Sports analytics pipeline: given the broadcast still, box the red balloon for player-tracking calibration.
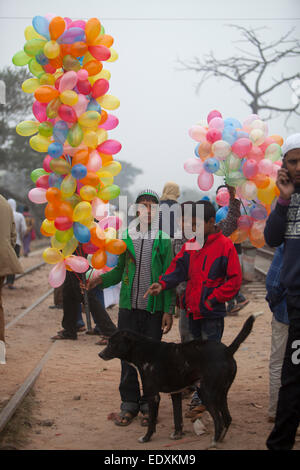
[58,104,77,123]
[91,79,109,99]
[54,216,73,231]
[88,45,111,61]
[77,79,92,95]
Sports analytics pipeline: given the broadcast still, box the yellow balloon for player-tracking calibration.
[39,73,55,86]
[80,216,94,228]
[43,247,63,264]
[80,185,97,201]
[22,78,40,93]
[73,201,92,222]
[82,130,98,148]
[16,120,39,136]
[24,25,44,40]
[104,227,117,241]
[62,237,78,258]
[43,40,60,59]
[257,180,277,205]
[96,128,108,145]
[29,134,50,152]
[103,161,122,176]
[97,170,114,187]
[60,90,79,106]
[42,219,56,235]
[96,94,120,110]
[88,69,111,85]
[61,174,76,198]
[51,236,66,250]
[107,48,118,62]
[82,51,94,65]
[78,111,101,128]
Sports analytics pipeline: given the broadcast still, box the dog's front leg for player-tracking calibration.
[138,395,159,443]
[170,392,184,440]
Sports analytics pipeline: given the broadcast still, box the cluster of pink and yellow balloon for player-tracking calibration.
[184,110,283,248]
[13,14,126,287]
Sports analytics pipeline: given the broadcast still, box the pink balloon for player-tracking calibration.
[64,17,72,29]
[64,255,89,273]
[73,94,88,118]
[188,125,207,143]
[63,143,87,156]
[98,216,122,231]
[238,215,254,230]
[242,114,260,132]
[216,188,229,207]
[246,146,264,162]
[242,159,258,179]
[232,138,252,158]
[28,188,47,204]
[91,198,108,221]
[59,71,78,92]
[77,69,89,81]
[206,128,222,143]
[258,159,274,176]
[92,79,109,99]
[33,101,47,122]
[36,175,50,189]
[207,110,222,123]
[87,150,102,172]
[69,20,86,29]
[197,170,214,191]
[99,114,119,131]
[183,158,203,174]
[43,155,53,172]
[49,261,66,288]
[208,117,224,131]
[58,104,77,123]
[259,137,275,153]
[97,140,122,155]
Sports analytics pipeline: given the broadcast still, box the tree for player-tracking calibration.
[179,25,300,127]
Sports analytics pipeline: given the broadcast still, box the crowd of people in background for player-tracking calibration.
[1,133,300,450]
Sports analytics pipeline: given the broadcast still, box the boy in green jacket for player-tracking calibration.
[88,189,175,426]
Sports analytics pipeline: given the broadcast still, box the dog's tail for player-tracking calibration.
[227,312,263,356]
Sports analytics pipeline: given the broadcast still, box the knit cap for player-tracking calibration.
[281,133,300,157]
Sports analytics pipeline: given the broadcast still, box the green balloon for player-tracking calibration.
[24,38,46,57]
[38,121,53,138]
[12,50,31,66]
[28,58,44,78]
[67,123,83,147]
[30,168,48,183]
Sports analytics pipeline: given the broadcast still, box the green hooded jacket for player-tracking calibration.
[100,229,175,314]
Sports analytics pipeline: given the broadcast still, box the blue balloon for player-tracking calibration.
[48,173,63,189]
[53,121,69,144]
[194,144,200,158]
[222,127,238,145]
[236,130,249,139]
[203,157,220,174]
[87,99,102,113]
[224,117,242,129]
[73,223,91,244]
[201,196,210,201]
[32,16,50,40]
[106,252,119,268]
[71,164,87,180]
[48,142,63,159]
[35,53,49,65]
[58,28,86,44]
[216,206,229,223]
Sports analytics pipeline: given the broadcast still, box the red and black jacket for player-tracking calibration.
[159,231,242,320]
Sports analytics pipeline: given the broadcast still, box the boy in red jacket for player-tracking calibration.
[144,200,242,342]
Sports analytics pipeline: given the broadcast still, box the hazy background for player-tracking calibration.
[0,0,299,200]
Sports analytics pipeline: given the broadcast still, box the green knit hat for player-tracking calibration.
[135,188,160,203]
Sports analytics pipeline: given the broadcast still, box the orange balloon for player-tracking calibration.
[90,226,106,248]
[34,85,59,103]
[49,16,66,40]
[83,60,103,76]
[95,34,114,48]
[253,173,270,189]
[57,201,73,219]
[99,109,108,125]
[99,153,113,165]
[80,172,100,187]
[60,44,72,57]
[91,249,107,269]
[45,202,60,220]
[230,228,249,244]
[70,42,88,58]
[198,142,212,160]
[106,239,127,255]
[46,187,61,204]
[274,185,280,197]
[49,55,63,69]
[270,135,284,146]
[72,148,90,166]
[85,18,101,44]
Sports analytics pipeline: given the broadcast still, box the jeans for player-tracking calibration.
[62,271,116,338]
[266,294,300,450]
[179,308,194,343]
[117,308,163,415]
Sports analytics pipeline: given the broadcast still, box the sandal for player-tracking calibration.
[51,331,77,340]
[95,336,109,345]
[114,411,136,427]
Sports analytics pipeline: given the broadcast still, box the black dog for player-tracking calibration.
[99,313,262,446]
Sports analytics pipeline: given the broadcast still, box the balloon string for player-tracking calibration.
[239,198,248,216]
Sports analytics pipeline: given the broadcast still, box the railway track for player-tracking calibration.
[0,245,275,444]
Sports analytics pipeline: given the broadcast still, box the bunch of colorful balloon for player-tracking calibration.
[13,14,126,287]
[184,110,283,248]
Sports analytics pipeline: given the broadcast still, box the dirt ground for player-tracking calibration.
[1,248,300,451]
